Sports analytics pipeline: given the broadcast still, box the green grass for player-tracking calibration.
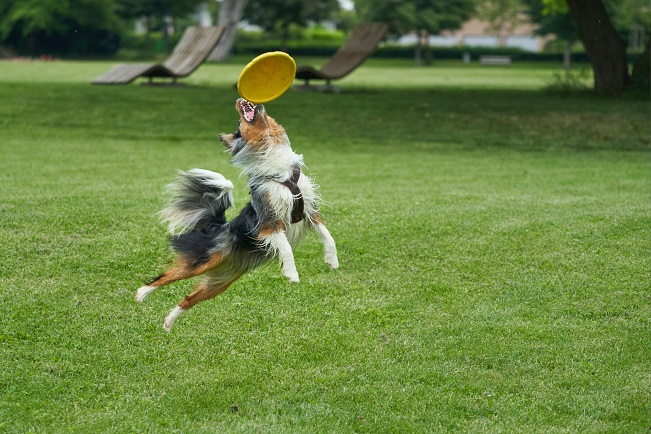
[0,58,649,433]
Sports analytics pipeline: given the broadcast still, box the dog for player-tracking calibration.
[136,98,339,332]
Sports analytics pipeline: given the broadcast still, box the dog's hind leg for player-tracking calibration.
[163,273,241,332]
[310,213,339,269]
[136,254,222,302]
[136,263,196,303]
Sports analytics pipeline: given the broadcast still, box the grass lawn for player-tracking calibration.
[0,58,649,433]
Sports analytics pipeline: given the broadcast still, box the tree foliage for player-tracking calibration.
[355,0,474,65]
[354,0,474,35]
[475,0,525,42]
[0,0,205,56]
[0,0,122,56]
[115,0,205,53]
[530,0,650,41]
[526,0,576,42]
[245,0,340,48]
[114,0,205,23]
[1,0,119,39]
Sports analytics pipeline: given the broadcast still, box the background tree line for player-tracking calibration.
[0,0,648,94]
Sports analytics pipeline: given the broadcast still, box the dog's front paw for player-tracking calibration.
[219,133,234,148]
[325,254,339,270]
[284,271,300,283]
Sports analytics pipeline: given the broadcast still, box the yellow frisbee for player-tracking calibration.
[237,52,296,104]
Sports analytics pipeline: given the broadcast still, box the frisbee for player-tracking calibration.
[237,51,296,104]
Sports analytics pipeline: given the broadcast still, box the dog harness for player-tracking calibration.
[280,164,304,223]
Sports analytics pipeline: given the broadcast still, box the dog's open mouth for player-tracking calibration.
[238,99,257,123]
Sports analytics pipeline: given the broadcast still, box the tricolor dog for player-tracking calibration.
[136,98,339,332]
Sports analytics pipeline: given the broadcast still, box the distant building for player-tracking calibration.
[396,17,546,52]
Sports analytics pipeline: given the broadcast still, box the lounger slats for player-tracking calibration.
[92,26,224,85]
[91,64,158,84]
[295,23,388,82]
[163,27,224,76]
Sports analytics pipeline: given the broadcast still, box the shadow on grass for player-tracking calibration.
[1,81,649,155]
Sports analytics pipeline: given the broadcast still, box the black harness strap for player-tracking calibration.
[280,164,304,223]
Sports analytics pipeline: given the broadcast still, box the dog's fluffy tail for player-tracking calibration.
[160,169,235,235]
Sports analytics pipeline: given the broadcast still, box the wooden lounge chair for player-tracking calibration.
[92,26,224,85]
[294,22,389,92]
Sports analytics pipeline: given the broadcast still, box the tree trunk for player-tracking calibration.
[414,29,430,66]
[27,33,37,56]
[631,39,650,88]
[421,29,432,66]
[563,39,571,70]
[144,16,152,57]
[414,44,422,66]
[209,0,248,61]
[162,16,170,53]
[565,0,629,95]
[497,23,506,48]
[280,20,290,52]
